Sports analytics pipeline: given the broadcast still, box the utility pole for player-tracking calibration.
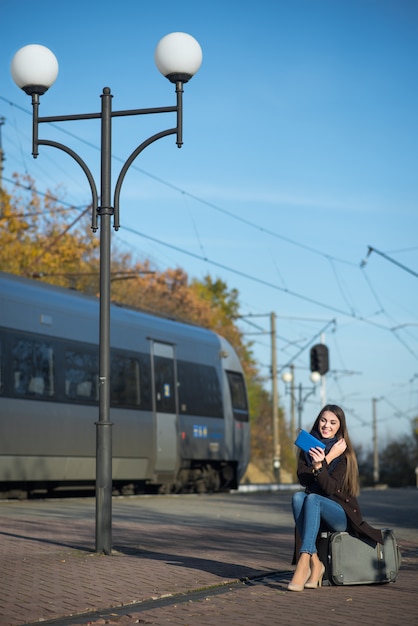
[289,363,296,442]
[0,117,5,212]
[372,398,379,484]
[270,312,281,482]
[0,116,6,180]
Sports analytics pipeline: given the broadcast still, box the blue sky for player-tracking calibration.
[1,0,418,449]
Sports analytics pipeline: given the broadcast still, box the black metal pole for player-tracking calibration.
[96,87,113,555]
[28,82,185,557]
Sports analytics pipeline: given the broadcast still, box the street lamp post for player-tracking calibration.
[11,33,202,554]
[282,370,321,433]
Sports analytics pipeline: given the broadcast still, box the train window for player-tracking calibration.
[136,353,152,410]
[12,337,55,397]
[153,355,176,414]
[226,371,249,422]
[3,328,153,410]
[110,354,140,406]
[65,350,98,402]
[177,361,223,418]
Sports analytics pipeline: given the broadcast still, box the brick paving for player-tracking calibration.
[0,493,417,626]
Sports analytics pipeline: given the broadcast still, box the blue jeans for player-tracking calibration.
[292,491,348,555]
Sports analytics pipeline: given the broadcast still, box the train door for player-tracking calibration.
[151,341,178,475]
[226,370,250,481]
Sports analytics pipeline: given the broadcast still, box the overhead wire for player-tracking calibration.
[0,95,396,332]
[1,174,88,215]
[328,257,357,315]
[5,171,418,363]
[362,245,418,279]
[123,223,418,345]
[0,94,357,267]
[2,95,418,363]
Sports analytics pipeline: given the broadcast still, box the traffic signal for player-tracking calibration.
[310,344,329,375]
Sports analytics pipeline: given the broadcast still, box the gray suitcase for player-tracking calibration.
[317,528,401,586]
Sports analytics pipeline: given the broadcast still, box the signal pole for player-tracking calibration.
[271,312,281,482]
[320,333,327,407]
[372,398,379,484]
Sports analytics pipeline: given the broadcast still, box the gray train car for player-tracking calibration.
[0,272,250,497]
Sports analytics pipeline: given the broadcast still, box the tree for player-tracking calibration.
[0,175,99,290]
[191,275,257,374]
[111,262,211,323]
[357,419,418,487]
[379,436,417,487]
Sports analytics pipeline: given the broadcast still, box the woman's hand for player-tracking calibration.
[309,446,326,470]
[327,438,347,463]
[309,438,347,470]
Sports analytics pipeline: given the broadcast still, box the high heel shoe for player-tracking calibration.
[287,568,311,592]
[305,564,325,588]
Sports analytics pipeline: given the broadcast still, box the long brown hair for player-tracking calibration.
[311,404,360,497]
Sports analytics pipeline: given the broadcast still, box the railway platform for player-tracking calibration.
[0,488,417,625]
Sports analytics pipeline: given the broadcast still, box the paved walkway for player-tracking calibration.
[0,492,417,625]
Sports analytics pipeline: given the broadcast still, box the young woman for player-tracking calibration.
[288,404,383,592]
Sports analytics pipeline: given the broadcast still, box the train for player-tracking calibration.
[0,272,250,497]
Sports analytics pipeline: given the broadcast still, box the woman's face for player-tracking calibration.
[318,410,340,439]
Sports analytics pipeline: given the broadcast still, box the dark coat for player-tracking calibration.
[292,454,383,563]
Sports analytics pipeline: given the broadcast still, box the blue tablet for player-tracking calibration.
[294,430,326,453]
